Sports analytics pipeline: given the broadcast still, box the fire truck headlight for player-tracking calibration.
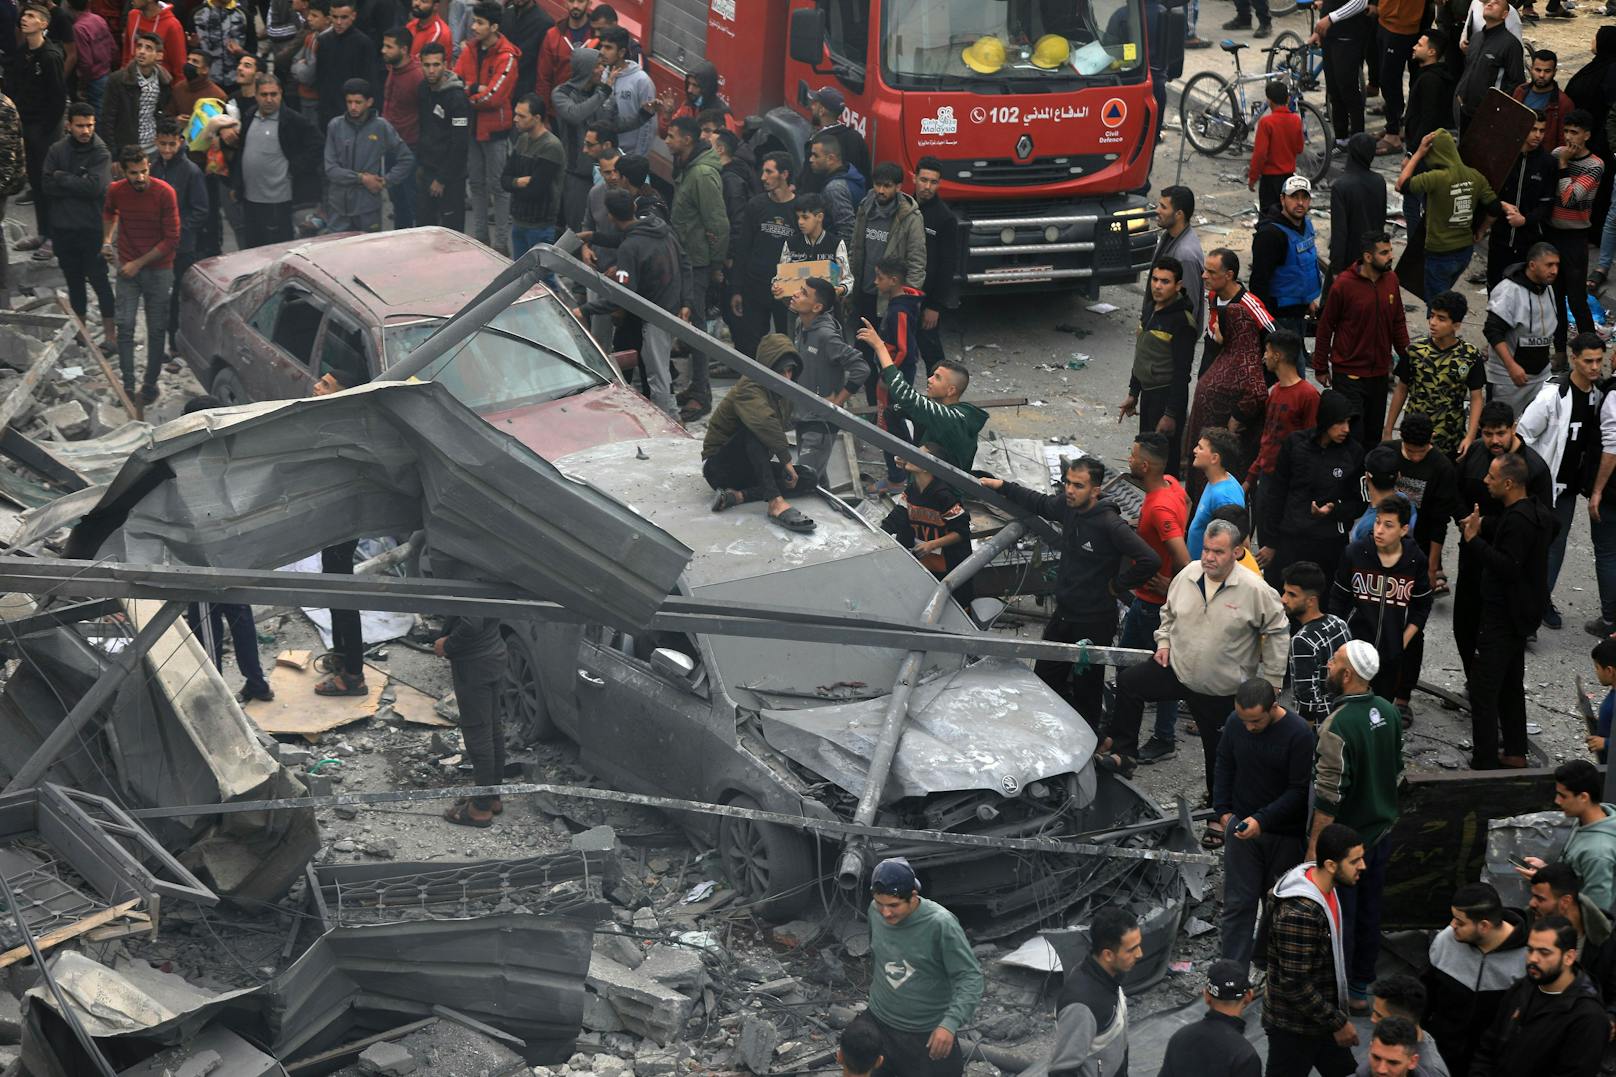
[999,227,1017,245]
[1044,225,1061,243]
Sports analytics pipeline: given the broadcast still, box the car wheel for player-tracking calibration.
[210,366,250,405]
[717,793,816,922]
[498,630,558,742]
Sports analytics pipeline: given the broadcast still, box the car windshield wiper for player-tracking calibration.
[407,320,608,387]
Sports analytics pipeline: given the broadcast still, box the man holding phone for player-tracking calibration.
[1213,677,1316,965]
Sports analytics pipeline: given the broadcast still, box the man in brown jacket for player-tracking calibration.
[703,333,815,534]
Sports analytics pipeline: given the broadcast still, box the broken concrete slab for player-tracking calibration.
[40,401,87,439]
[580,994,624,1033]
[736,1015,779,1074]
[357,1041,418,1075]
[638,945,706,994]
[112,1026,286,1076]
[570,825,618,852]
[585,953,694,1046]
[592,927,644,971]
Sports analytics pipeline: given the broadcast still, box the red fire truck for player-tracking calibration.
[540,0,1182,293]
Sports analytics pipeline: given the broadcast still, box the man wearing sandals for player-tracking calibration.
[311,364,369,700]
[704,334,816,534]
[436,609,507,828]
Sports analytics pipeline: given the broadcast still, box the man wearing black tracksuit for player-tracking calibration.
[1316,0,1370,144]
[914,158,958,375]
[981,459,1159,724]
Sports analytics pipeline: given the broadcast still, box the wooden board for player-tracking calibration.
[388,678,454,728]
[276,649,313,670]
[0,898,141,968]
[1459,88,1538,192]
[242,663,384,740]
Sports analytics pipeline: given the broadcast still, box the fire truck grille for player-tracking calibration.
[937,156,1116,186]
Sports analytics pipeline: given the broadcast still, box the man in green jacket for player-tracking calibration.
[668,114,730,420]
[1311,639,1404,1011]
[857,324,987,471]
[849,162,928,327]
[866,858,983,1077]
[1519,760,1616,914]
[703,333,815,533]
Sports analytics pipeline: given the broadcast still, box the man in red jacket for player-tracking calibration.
[404,0,450,58]
[102,145,179,403]
[1315,231,1410,445]
[453,0,518,252]
[536,0,591,106]
[121,0,184,80]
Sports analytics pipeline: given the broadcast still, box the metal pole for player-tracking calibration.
[837,523,1028,888]
[3,601,183,793]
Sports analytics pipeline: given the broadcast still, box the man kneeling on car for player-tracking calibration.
[704,333,816,533]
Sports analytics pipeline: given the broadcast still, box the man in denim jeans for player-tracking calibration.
[1122,432,1190,764]
[102,144,178,404]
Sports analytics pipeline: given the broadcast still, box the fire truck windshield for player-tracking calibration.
[881,0,1145,88]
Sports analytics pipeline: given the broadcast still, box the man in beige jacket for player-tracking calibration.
[1101,517,1289,798]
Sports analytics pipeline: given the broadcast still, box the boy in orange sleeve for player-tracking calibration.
[1248,81,1303,211]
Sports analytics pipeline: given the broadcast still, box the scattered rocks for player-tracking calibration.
[41,399,88,437]
[573,825,619,852]
[585,953,695,1045]
[594,926,645,970]
[638,944,706,993]
[769,919,821,948]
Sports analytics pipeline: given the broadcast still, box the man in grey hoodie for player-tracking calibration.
[595,26,656,158]
[790,277,869,483]
[551,46,610,230]
[324,78,414,231]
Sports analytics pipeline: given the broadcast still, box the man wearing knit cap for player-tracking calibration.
[1310,641,1404,1017]
[865,858,982,1077]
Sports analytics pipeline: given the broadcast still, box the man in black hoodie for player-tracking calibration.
[1327,134,1387,279]
[1486,115,1556,291]
[914,157,958,374]
[415,42,470,231]
[1460,451,1558,768]
[1330,495,1434,703]
[1258,388,1365,588]
[575,189,691,418]
[1470,916,1609,1077]
[729,152,797,356]
[980,458,1160,724]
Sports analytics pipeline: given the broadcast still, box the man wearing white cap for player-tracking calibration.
[1311,640,1404,1017]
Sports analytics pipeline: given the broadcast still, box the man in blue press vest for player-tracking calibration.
[1250,176,1322,375]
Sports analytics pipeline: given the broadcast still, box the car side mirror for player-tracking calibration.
[969,598,1007,626]
[650,647,696,682]
[789,8,827,67]
[1161,6,1187,80]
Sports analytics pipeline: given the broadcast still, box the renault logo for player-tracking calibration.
[1015,134,1034,160]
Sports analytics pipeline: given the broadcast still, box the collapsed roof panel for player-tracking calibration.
[59,381,691,631]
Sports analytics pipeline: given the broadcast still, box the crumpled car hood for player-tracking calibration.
[758,658,1095,801]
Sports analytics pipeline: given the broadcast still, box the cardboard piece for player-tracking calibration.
[773,258,837,289]
[242,664,383,740]
[276,649,313,670]
[387,677,454,728]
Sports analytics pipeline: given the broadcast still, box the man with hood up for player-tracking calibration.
[977,455,1160,727]
[575,189,691,418]
[658,60,738,135]
[1263,823,1365,1077]
[323,78,414,232]
[703,334,816,535]
[1398,128,1496,300]
[415,42,470,231]
[551,45,610,230]
[1328,134,1386,279]
[1257,388,1365,588]
[1486,115,1556,291]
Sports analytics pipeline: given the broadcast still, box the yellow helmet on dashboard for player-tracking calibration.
[961,35,1007,74]
[1030,34,1070,69]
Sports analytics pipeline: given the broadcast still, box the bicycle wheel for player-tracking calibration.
[1181,72,1241,156]
[1266,30,1305,76]
[1296,99,1332,184]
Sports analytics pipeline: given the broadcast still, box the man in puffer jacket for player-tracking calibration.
[323,78,414,231]
[453,1,520,250]
[667,114,729,418]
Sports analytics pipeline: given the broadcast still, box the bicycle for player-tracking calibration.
[1179,40,1332,184]
[1266,0,1324,92]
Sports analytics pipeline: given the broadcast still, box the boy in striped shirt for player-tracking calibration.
[1548,110,1603,359]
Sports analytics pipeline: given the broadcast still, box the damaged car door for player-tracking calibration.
[573,625,713,797]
